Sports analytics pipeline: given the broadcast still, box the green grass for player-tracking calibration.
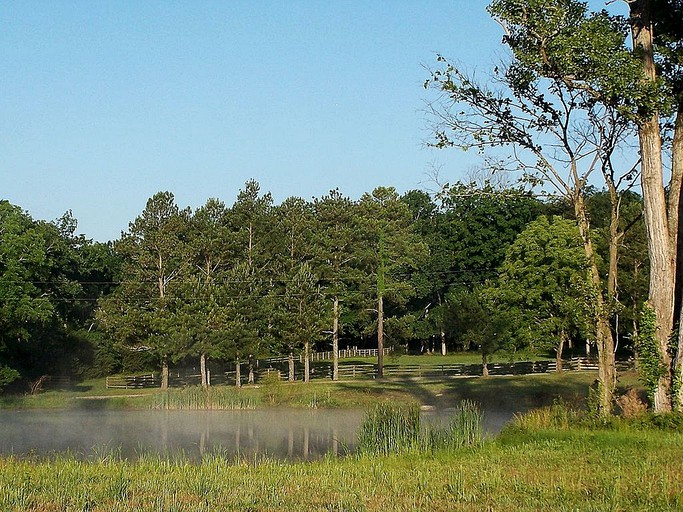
[356,401,483,456]
[0,422,680,511]
[148,386,258,410]
[2,371,639,412]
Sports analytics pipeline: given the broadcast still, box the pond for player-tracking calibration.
[0,407,518,461]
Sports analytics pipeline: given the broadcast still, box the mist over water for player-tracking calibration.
[0,407,517,461]
[0,409,363,461]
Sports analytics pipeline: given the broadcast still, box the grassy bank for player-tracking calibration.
[1,371,634,411]
[1,421,680,511]
[0,373,676,510]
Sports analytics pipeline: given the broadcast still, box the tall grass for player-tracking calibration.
[508,398,683,435]
[423,400,483,452]
[148,386,257,410]
[356,400,483,455]
[356,403,422,455]
[3,423,681,511]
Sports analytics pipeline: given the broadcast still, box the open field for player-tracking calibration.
[0,421,680,511]
[0,370,642,411]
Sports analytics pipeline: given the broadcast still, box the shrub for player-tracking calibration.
[616,388,648,418]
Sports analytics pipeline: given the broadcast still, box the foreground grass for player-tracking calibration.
[1,423,680,511]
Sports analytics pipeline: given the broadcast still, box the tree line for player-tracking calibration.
[0,179,646,393]
[3,0,681,418]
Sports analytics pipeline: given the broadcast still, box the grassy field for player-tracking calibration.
[0,420,680,511]
[2,369,679,510]
[0,370,638,411]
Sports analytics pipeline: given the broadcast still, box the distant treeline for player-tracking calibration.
[0,179,646,390]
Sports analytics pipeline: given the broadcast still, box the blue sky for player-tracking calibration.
[1,1,626,242]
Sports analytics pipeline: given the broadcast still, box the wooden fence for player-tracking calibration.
[106,356,635,388]
[262,347,392,365]
[106,374,158,389]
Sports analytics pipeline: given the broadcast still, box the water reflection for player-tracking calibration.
[0,409,363,461]
[0,406,518,461]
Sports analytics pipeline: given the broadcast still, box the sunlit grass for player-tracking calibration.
[356,401,483,455]
[148,386,257,410]
[1,371,628,412]
[1,421,681,511]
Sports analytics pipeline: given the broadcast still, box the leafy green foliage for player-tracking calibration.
[0,366,20,391]
[491,216,590,357]
[636,303,668,403]
[487,0,670,120]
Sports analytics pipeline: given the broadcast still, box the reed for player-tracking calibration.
[356,400,483,455]
[422,400,483,452]
[148,386,257,410]
[356,402,421,455]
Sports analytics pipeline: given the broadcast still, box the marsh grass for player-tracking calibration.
[149,386,257,410]
[1,422,682,511]
[508,398,683,435]
[356,403,422,455]
[356,401,483,455]
[422,401,484,452]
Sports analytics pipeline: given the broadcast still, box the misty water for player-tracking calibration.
[0,407,517,461]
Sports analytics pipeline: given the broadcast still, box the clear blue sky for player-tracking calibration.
[1,1,626,242]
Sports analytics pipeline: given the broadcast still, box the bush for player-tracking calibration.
[259,371,284,405]
[616,388,648,418]
[0,365,20,392]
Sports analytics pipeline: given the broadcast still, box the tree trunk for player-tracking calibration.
[235,357,241,388]
[669,110,683,317]
[332,296,339,381]
[672,111,683,411]
[161,355,169,389]
[248,355,255,385]
[377,293,384,378]
[438,293,447,355]
[482,352,489,377]
[642,111,674,412]
[574,193,616,415]
[630,0,675,412]
[288,352,295,382]
[304,342,310,383]
[200,353,208,388]
[556,332,566,373]
[607,185,620,302]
